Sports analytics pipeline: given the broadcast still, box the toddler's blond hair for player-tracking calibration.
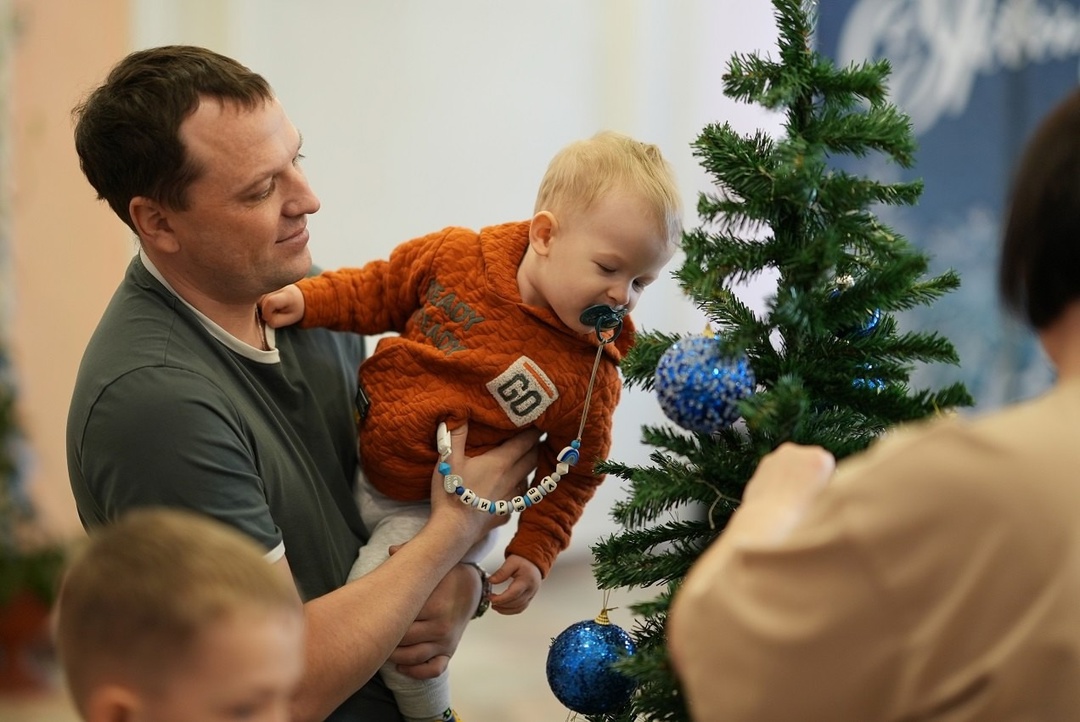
[535,130,683,246]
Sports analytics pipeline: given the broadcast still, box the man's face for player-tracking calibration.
[163,96,320,304]
[137,610,304,722]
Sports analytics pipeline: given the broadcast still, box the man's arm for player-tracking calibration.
[281,421,539,722]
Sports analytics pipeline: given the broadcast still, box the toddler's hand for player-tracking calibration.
[259,284,305,328]
[488,554,542,615]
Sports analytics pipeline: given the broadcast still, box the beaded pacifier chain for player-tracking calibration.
[437,304,626,514]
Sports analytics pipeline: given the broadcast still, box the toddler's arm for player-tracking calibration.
[488,554,543,615]
[260,284,306,327]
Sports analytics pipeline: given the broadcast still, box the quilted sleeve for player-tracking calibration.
[505,365,623,577]
[297,227,453,334]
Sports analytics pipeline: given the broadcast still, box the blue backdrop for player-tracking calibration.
[815,0,1080,408]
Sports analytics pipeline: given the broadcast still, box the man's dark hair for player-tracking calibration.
[72,45,274,232]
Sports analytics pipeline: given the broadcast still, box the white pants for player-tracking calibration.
[349,472,495,720]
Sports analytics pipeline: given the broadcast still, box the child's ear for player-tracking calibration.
[528,211,558,257]
[85,683,140,722]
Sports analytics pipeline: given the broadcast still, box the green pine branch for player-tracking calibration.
[585,1,973,719]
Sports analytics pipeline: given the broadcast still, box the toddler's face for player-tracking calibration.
[543,189,675,336]
[138,609,304,722]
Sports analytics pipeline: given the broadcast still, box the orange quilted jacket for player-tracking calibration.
[298,221,634,576]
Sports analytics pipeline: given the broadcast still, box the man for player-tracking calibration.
[67,45,538,722]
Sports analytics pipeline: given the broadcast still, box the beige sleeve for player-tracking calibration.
[673,419,976,721]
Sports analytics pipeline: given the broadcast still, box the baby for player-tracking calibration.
[261,130,681,722]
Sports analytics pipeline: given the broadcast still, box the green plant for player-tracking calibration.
[0,5,64,610]
[0,351,64,609]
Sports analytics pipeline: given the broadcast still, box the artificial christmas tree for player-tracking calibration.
[586,0,972,719]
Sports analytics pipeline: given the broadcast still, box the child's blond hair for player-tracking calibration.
[534,130,683,246]
[56,507,301,715]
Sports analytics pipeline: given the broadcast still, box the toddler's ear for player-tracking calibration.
[528,211,557,256]
[85,682,141,722]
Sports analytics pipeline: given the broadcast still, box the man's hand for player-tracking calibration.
[428,421,540,537]
[388,562,480,679]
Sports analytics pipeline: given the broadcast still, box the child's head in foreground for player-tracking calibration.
[56,507,304,722]
[523,130,683,336]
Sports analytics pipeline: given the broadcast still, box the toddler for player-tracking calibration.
[261,130,681,722]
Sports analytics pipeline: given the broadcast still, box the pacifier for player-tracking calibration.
[579,304,625,344]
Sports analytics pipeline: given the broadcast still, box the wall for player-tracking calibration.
[9,0,130,537]
[11,1,781,558]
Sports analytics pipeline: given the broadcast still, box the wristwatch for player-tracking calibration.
[462,562,491,618]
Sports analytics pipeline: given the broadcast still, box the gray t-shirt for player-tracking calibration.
[67,255,402,721]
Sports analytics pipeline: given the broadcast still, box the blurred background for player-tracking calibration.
[1,1,1077,719]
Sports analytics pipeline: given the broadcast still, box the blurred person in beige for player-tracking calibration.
[668,87,1080,721]
[56,508,304,722]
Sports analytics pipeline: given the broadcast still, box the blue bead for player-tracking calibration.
[455,486,465,496]
[438,462,451,475]
[523,496,532,507]
[488,504,497,515]
[571,439,580,449]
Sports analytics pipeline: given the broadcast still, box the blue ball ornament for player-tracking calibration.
[546,611,637,715]
[830,276,882,339]
[853,363,885,391]
[654,334,755,434]
[840,307,882,339]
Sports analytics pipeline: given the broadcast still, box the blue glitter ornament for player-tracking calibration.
[654,334,755,434]
[839,306,882,339]
[546,610,637,715]
[830,275,882,339]
[853,363,885,391]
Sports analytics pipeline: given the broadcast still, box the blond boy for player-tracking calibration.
[56,508,304,722]
[261,130,681,722]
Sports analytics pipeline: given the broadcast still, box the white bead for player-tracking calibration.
[556,462,570,476]
[494,500,511,515]
[461,489,477,505]
[477,499,492,513]
[556,445,580,465]
[540,476,558,493]
[526,488,544,504]
[436,422,453,460]
[550,471,561,482]
[444,474,462,493]
[511,496,527,512]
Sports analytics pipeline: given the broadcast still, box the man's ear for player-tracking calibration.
[84,682,140,722]
[528,211,558,257]
[129,196,180,253]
